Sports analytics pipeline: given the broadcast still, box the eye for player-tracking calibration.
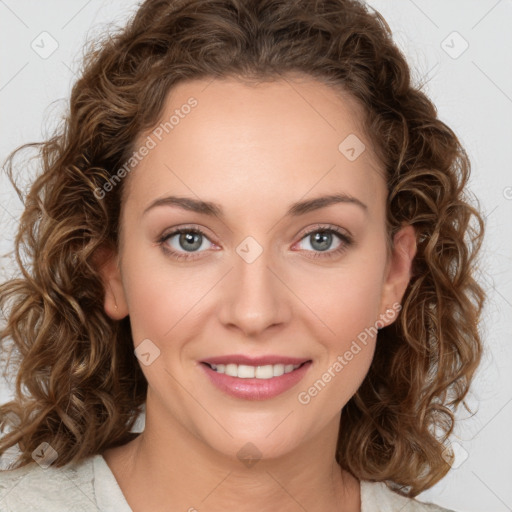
[157,224,353,262]
[158,226,215,261]
[293,225,353,259]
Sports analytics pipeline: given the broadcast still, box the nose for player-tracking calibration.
[217,245,292,337]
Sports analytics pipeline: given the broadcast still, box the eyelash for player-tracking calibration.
[156,224,353,261]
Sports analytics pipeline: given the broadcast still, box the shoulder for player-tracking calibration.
[0,455,98,512]
[361,480,458,512]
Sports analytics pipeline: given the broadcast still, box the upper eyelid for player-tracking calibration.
[296,223,351,239]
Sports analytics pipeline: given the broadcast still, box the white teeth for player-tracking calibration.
[237,364,255,378]
[209,362,301,378]
[255,365,273,379]
[273,364,284,377]
[225,363,238,376]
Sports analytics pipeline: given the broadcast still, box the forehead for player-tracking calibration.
[124,75,385,217]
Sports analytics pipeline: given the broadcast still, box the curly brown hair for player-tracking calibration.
[0,0,485,498]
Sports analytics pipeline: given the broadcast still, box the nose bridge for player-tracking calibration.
[219,235,289,335]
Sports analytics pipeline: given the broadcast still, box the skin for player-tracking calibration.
[99,74,417,512]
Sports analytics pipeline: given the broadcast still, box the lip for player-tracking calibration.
[201,354,310,366]
[199,360,312,400]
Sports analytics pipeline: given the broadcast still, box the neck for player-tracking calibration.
[103,403,360,512]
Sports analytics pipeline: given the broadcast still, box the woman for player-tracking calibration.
[0,0,485,510]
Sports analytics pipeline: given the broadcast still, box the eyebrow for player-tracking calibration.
[142,193,368,218]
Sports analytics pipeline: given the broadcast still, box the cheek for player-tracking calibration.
[297,248,388,344]
[120,245,217,345]
[322,270,384,342]
[296,266,385,411]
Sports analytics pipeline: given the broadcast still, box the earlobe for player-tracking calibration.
[378,224,417,327]
[91,244,129,320]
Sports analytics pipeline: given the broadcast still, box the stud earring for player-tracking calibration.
[108,283,119,311]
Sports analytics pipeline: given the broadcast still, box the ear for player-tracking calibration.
[378,224,417,327]
[91,244,129,320]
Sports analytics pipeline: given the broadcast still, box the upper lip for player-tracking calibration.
[201,355,311,366]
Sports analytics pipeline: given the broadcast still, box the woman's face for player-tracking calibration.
[101,75,416,461]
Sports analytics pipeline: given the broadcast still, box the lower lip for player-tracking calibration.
[200,361,312,400]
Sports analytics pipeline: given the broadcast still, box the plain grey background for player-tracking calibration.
[0,1,511,511]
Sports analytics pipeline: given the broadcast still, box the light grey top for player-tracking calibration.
[0,454,457,511]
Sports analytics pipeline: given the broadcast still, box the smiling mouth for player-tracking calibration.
[202,361,310,379]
